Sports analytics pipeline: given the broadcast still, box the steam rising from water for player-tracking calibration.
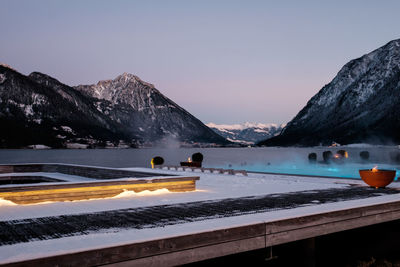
[152,135,181,149]
[215,146,400,179]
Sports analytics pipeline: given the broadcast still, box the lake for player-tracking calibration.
[0,146,399,179]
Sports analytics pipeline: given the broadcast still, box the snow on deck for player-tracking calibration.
[0,167,399,264]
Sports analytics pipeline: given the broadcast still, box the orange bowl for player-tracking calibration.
[359,169,396,188]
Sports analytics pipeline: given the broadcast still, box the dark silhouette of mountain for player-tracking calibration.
[0,65,228,148]
[74,73,228,145]
[260,39,400,146]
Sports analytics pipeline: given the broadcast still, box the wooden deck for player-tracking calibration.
[3,198,400,266]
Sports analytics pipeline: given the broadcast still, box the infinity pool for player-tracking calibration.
[225,161,400,179]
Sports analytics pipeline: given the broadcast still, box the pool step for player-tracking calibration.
[155,166,248,176]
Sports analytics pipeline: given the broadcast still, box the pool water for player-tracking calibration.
[223,161,400,179]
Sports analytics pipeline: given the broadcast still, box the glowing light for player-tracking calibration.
[113,188,171,198]
[188,157,192,162]
[0,179,198,205]
[151,158,154,169]
[372,166,379,172]
[344,151,349,158]
[0,198,17,206]
[327,168,339,172]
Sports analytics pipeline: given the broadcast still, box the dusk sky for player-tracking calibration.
[1,0,400,124]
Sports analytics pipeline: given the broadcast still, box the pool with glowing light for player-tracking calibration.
[228,162,400,180]
[203,146,400,180]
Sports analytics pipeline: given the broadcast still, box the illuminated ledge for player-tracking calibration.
[0,177,199,205]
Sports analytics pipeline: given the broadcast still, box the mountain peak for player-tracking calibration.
[29,71,59,83]
[75,72,158,105]
[385,38,400,48]
[0,63,229,147]
[0,63,16,71]
[72,72,228,145]
[109,72,155,89]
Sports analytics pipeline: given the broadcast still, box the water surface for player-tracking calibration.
[1,146,399,179]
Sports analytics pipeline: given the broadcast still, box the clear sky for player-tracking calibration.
[1,0,399,124]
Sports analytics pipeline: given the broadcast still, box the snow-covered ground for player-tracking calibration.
[0,167,349,220]
[0,167,399,264]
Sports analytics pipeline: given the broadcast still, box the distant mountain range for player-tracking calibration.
[260,39,400,146]
[0,64,229,148]
[207,122,284,145]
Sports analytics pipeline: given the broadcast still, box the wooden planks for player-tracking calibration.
[265,200,400,247]
[2,224,266,267]
[4,200,400,266]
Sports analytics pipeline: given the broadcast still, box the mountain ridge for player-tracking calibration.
[0,64,229,148]
[74,73,229,145]
[207,122,284,145]
[260,39,400,146]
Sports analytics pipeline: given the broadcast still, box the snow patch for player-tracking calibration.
[24,105,33,116]
[0,74,6,84]
[207,122,282,131]
[0,198,17,206]
[227,138,253,145]
[112,189,171,198]
[32,94,47,105]
[27,144,51,149]
[65,143,88,149]
[61,126,75,135]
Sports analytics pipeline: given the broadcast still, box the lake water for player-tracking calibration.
[1,146,400,179]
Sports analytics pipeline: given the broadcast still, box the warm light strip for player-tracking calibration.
[0,180,195,198]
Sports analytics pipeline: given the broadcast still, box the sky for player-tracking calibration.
[1,0,400,124]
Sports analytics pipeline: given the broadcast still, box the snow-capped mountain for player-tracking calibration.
[0,65,130,148]
[260,39,400,146]
[0,65,228,148]
[207,122,284,145]
[75,73,228,145]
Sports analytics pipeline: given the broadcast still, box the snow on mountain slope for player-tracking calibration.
[0,65,229,148]
[75,73,229,145]
[261,39,400,146]
[207,122,284,144]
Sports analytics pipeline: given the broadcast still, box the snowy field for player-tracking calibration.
[0,166,400,264]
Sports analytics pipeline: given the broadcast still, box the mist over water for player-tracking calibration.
[0,146,400,179]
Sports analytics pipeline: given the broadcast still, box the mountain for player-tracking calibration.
[74,73,228,146]
[0,65,228,148]
[259,39,400,147]
[0,64,132,148]
[207,122,284,145]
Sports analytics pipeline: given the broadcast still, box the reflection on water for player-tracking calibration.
[0,146,400,179]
